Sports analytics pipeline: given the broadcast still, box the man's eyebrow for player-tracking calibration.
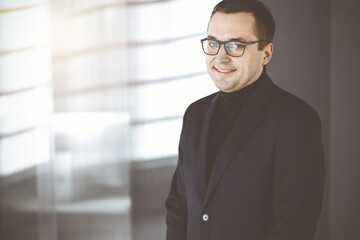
[229,37,247,42]
[207,35,217,40]
[207,35,247,42]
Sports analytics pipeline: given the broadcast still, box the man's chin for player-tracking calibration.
[213,80,234,92]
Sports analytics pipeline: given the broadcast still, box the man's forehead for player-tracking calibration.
[207,34,247,42]
[207,12,257,41]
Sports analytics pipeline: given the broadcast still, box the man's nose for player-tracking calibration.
[216,44,231,62]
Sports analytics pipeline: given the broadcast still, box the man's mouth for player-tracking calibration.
[214,67,236,73]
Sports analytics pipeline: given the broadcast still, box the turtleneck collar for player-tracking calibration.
[219,68,266,108]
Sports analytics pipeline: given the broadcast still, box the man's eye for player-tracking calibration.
[209,41,219,48]
[232,42,245,49]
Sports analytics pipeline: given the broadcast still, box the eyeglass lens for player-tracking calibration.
[202,39,245,57]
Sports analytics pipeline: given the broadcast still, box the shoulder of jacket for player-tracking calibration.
[268,84,320,122]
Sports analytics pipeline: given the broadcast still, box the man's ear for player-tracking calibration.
[262,43,273,66]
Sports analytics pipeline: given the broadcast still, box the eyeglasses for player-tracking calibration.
[200,38,267,57]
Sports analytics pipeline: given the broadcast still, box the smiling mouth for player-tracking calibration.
[214,67,236,73]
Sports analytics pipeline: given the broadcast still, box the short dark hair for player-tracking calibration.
[210,0,275,50]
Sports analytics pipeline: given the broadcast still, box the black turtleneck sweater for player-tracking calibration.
[206,70,265,184]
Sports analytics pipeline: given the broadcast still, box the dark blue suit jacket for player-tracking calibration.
[166,73,325,240]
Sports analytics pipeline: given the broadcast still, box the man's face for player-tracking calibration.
[206,12,272,92]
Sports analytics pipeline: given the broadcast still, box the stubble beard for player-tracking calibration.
[212,77,238,92]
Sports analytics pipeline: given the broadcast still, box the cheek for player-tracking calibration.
[250,53,263,66]
[232,59,246,70]
[206,56,214,67]
[235,56,257,70]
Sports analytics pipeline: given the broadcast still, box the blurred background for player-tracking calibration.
[0,0,359,240]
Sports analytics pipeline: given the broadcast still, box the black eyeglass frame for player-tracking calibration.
[200,38,268,57]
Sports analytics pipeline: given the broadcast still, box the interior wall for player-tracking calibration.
[329,0,360,239]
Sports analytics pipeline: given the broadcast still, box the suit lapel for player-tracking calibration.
[197,93,220,202]
[202,75,273,208]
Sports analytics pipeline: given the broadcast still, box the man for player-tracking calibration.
[165,0,325,239]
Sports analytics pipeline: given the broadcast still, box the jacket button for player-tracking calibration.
[202,213,209,222]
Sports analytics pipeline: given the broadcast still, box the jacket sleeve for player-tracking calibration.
[165,112,188,240]
[266,107,325,240]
